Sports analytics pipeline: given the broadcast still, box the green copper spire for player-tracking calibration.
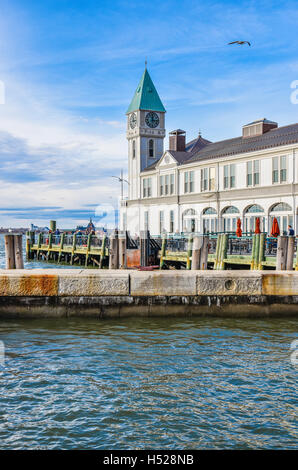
[126,67,166,114]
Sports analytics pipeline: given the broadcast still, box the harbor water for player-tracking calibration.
[0,317,297,449]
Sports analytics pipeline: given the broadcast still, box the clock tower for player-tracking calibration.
[126,66,166,200]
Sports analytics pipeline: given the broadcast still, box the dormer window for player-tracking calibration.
[148,139,154,158]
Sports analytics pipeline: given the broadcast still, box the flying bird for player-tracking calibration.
[228,40,251,46]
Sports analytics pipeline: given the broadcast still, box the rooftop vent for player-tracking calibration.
[242,118,278,138]
[169,129,186,151]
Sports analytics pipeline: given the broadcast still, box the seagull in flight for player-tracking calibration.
[228,40,251,46]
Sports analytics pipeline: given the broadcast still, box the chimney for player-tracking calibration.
[242,118,278,138]
[169,129,186,151]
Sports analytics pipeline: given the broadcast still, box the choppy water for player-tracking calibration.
[0,234,78,269]
[0,317,297,449]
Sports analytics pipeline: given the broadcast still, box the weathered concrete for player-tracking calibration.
[130,271,197,296]
[0,269,297,318]
[197,271,262,296]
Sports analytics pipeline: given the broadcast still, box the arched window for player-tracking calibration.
[148,139,154,158]
[222,206,239,215]
[182,209,197,233]
[221,206,239,233]
[202,207,217,233]
[271,202,292,212]
[245,204,264,214]
[203,207,217,215]
[244,205,265,233]
[132,140,136,159]
[270,202,293,235]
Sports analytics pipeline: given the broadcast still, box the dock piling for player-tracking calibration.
[14,234,24,269]
[276,236,288,270]
[109,230,119,269]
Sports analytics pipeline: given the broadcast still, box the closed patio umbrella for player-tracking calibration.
[270,217,280,237]
[236,218,242,237]
[255,217,261,234]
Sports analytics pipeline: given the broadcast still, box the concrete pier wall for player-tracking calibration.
[0,269,297,318]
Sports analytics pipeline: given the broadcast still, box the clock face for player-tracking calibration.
[145,112,159,128]
[129,113,137,129]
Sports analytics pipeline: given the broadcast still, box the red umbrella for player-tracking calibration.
[236,218,242,237]
[270,217,280,237]
[255,217,261,234]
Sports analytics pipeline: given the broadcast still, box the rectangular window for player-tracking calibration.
[185,171,194,193]
[253,160,260,186]
[170,210,174,233]
[148,178,152,197]
[230,164,235,188]
[189,171,194,192]
[247,160,260,186]
[209,167,215,190]
[159,211,164,234]
[143,178,147,198]
[201,167,215,192]
[280,155,287,182]
[170,174,174,194]
[224,165,229,189]
[272,157,279,183]
[272,156,287,184]
[224,164,236,189]
[165,175,169,195]
[160,175,164,196]
[160,174,174,196]
[184,172,189,193]
[143,178,151,198]
[247,161,252,186]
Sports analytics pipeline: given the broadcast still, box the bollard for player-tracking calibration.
[186,234,193,270]
[250,234,256,270]
[109,230,119,269]
[258,232,266,270]
[160,235,167,269]
[49,220,56,232]
[214,234,221,270]
[4,234,15,269]
[70,233,77,265]
[140,230,150,267]
[191,236,202,270]
[219,234,228,270]
[14,234,24,269]
[58,232,65,263]
[276,236,288,270]
[99,235,106,269]
[286,236,295,271]
[200,236,209,270]
[118,232,127,269]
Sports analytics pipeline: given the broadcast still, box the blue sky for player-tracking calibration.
[1,0,298,227]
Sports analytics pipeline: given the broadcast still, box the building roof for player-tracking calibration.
[126,68,166,114]
[142,123,298,172]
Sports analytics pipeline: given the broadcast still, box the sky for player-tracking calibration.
[1,0,298,228]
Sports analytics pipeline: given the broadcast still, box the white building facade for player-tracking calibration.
[121,67,298,236]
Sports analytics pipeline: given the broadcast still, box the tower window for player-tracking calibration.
[148,139,154,158]
[132,140,136,159]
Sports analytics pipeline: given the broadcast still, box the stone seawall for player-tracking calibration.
[0,269,297,318]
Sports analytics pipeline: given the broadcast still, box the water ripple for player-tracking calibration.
[0,317,297,449]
